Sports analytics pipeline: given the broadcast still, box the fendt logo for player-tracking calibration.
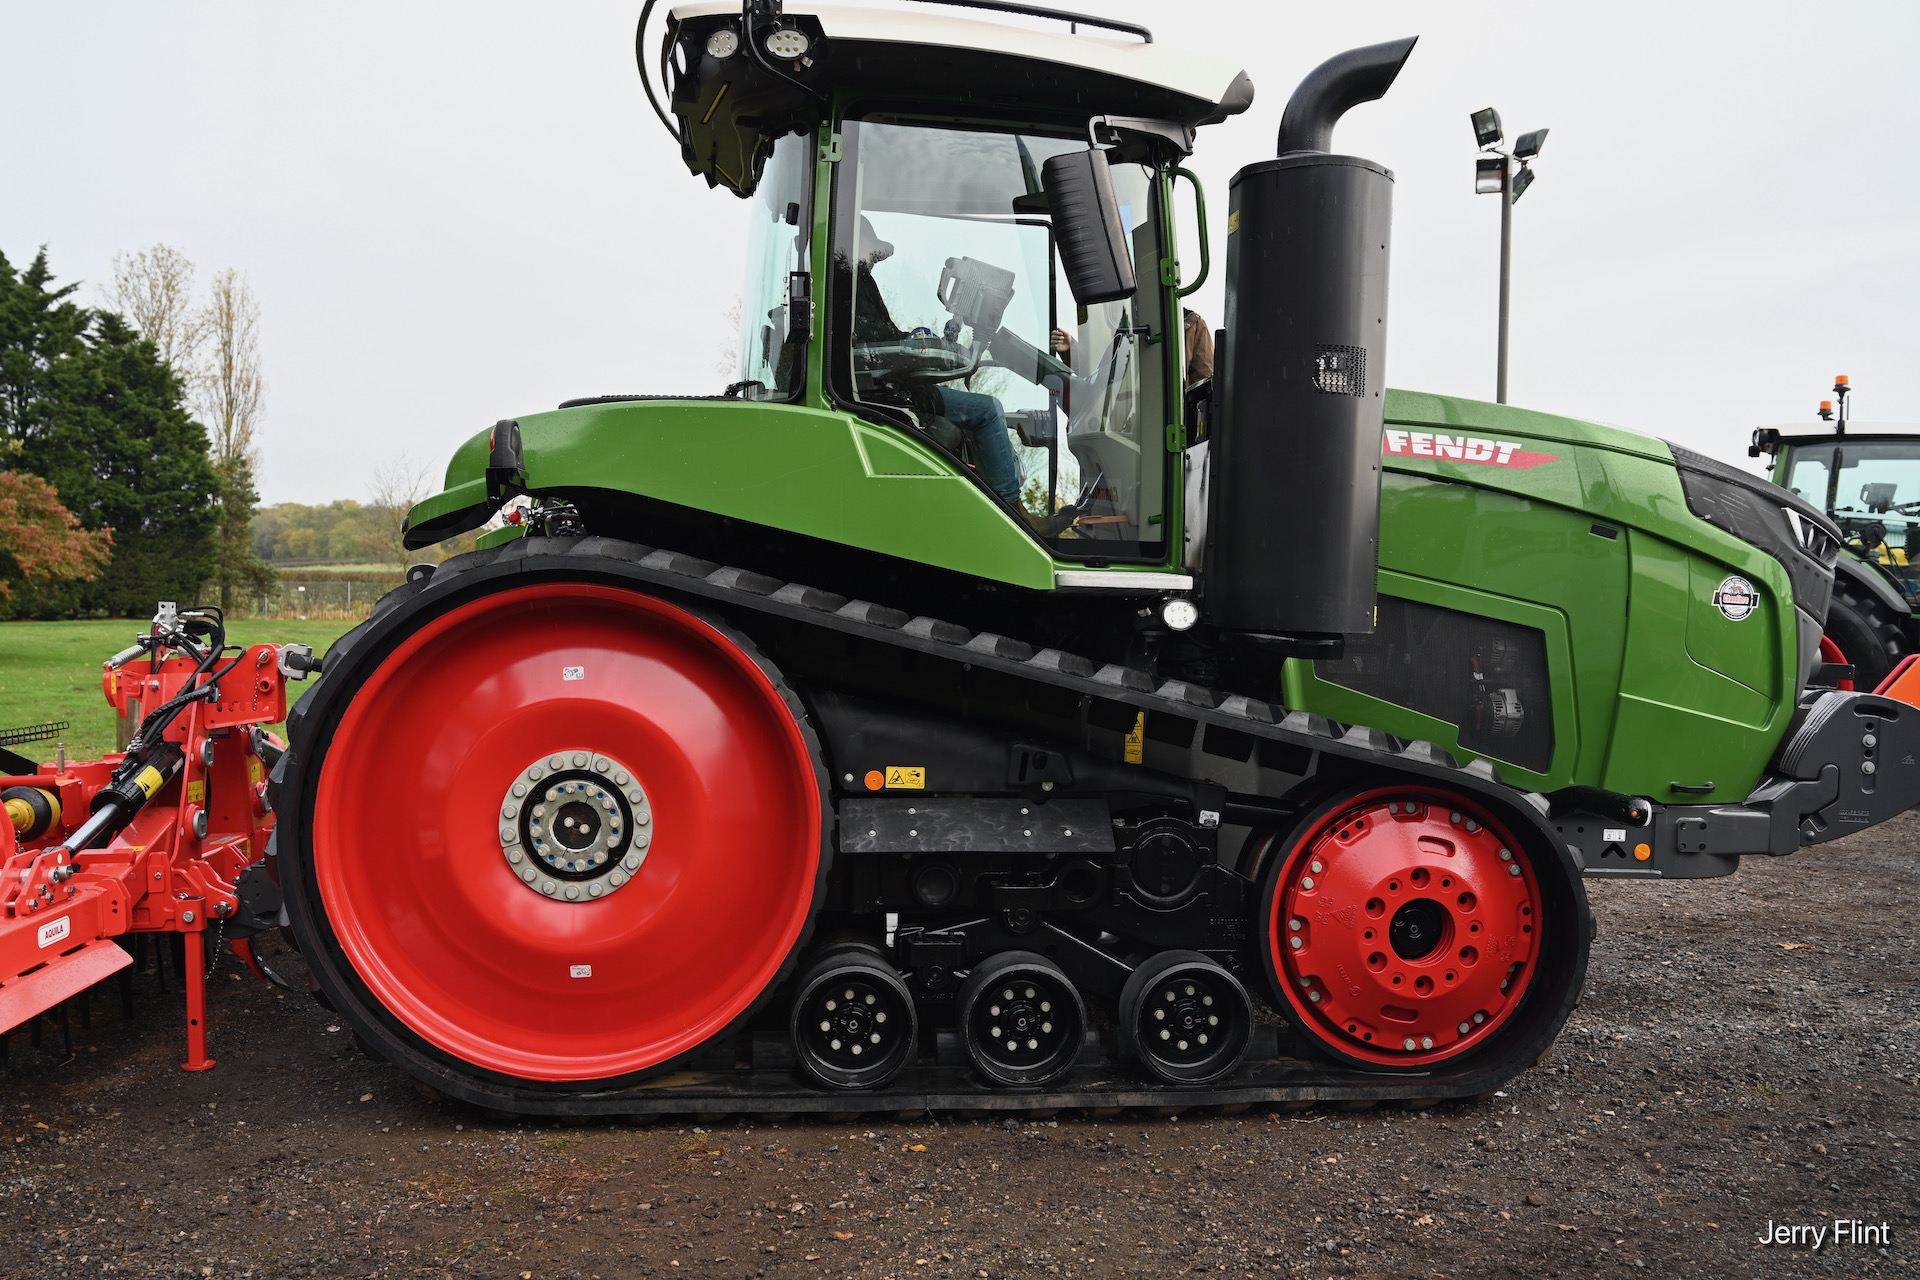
[1383,430,1561,470]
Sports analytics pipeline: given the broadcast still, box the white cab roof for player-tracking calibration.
[669,1,1251,113]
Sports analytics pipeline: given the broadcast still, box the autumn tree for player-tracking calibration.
[0,471,112,616]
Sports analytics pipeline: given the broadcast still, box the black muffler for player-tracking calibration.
[1206,37,1417,648]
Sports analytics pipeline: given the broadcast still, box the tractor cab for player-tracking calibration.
[659,0,1250,560]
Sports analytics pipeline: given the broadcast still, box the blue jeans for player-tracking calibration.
[936,387,1021,503]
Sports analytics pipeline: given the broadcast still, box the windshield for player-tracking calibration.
[1784,440,1920,566]
[832,115,1168,560]
[735,131,813,399]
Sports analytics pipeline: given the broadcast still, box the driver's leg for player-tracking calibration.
[936,388,1021,503]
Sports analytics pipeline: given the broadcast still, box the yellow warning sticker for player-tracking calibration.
[186,779,205,804]
[884,766,925,789]
[248,756,263,785]
[1227,209,1240,235]
[1124,713,1146,765]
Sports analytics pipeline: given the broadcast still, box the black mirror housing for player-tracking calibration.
[1041,148,1137,307]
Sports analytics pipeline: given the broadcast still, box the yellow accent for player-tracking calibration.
[701,82,730,125]
[1124,713,1146,765]
[1227,210,1240,234]
[186,779,205,804]
[883,766,925,789]
[1633,843,1652,861]
[248,756,264,784]
[5,798,32,834]
[133,766,166,800]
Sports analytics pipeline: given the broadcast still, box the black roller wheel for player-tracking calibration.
[955,951,1084,1087]
[1118,950,1253,1086]
[789,942,918,1090]
[1825,572,1912,693]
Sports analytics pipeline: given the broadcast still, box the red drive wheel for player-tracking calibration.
[307,582,825,1084]
[1259,786,1542,1070]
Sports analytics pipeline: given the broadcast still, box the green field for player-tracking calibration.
[0,619,358,762]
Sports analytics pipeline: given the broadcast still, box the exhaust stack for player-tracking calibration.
[1206,38,1416,647]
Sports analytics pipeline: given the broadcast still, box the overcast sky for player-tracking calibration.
[4,1,1916,505]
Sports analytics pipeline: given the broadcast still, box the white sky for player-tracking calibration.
[3,1,1916,505]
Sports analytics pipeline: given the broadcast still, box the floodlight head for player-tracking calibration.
[1513,128,1549,159]
[1510,162,1537,201]
[1475,155,1506,195]
[1471,107,1503,149]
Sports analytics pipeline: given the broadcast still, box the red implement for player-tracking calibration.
[1,611,306,1070]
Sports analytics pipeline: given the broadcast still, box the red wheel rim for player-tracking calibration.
[1818,634,1856,691]
[1268,788,1540,1067]
[312,583,821,1081]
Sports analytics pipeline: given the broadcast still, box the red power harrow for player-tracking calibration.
[0,604,312,1070]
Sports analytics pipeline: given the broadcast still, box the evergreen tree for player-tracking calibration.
[0,247,221,615]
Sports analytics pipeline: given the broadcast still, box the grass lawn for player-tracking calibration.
[0,618,359,763]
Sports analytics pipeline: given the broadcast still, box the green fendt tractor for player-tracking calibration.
[1753,376,1920,691]
[270,0,1919,1117]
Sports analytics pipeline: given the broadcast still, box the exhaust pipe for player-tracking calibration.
[1206,38,1417,649]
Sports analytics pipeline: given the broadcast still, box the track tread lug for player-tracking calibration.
[1217,693,1275,722]
[707,566,784,596]
[1093,663,1155,692]
[965,631,1034,661]
[1027,648,1096,677]
[639,548,721,578]
[902,615,970,645]
[838,599,911,628]
[771,582,849,612]
[1155,679,1218,708]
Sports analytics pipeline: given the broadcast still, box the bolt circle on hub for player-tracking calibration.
[497,751,651,901]
[1261,787,1542,1069]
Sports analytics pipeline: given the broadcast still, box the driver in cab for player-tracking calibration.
[851,217,1023,505]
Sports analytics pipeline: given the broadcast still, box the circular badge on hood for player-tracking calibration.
[1713,575,1757,621]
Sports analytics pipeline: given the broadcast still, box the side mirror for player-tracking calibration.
[1041,148,1138,307]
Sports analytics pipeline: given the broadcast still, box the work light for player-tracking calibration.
[1513,128,1549,158]
[1475,156,1506,195]
[1470,107,1503,149]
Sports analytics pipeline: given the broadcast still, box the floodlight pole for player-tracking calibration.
[1497,160,1512,405]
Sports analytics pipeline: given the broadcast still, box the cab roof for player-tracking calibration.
[666,1,1254,126]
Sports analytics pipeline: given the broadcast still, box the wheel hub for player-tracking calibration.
[497,751,652,901]
[1272,792,1540,1066]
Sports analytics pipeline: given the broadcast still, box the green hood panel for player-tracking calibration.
[414,400,1058,590]
[1384,390,1674,463]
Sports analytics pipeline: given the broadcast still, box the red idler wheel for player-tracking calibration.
[1260,786,1542,1069]
[308,582,824,1083]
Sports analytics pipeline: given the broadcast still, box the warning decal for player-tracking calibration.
[1124,713,1146,765]
[1383,429,1560,470]
[884,767,925,789]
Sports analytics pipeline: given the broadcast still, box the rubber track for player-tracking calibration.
[274,535,1590,1118]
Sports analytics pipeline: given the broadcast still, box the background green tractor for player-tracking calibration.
[1753,376,1920,691]
[266,0,1917,1118]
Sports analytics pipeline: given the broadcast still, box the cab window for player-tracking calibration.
[831,114,1168,560]
[735,131,813,400]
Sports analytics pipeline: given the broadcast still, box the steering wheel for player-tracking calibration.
[854,332,978,384]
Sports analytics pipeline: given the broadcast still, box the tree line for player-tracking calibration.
[0,243,270,617]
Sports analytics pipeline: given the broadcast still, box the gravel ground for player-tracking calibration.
[4,815,1916,1280]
